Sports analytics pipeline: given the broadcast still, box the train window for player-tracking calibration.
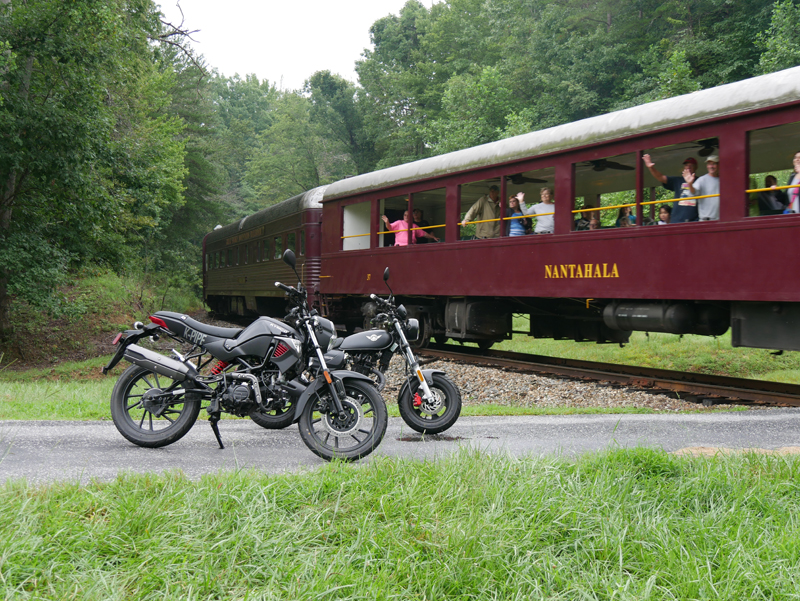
[459,179,500,240]
[287,232,296,253]
[502,167,556,236]
[274,236,283,260]
[640,140,720,224]
[262,239,270,261]
[379,194,409,247]
[254,241,260,263]
[343,200,371,250]
[226,248,233,267]
[747,121,800,217]
[214,251,219,269]
[409,187,446,244]
[300,230,306,255]
[243,244,248,265]
[573,152,637,230]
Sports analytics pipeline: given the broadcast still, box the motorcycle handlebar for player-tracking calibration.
[275,281,295,294]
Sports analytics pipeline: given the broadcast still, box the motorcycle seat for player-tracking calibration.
[153,311,243,339]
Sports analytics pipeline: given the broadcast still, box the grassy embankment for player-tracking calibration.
[3,449,800,599]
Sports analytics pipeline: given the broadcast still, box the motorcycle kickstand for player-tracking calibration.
[206,399,225,449]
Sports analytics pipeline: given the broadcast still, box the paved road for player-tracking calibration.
[2,409,800,484]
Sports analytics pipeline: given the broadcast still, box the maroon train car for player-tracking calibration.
[206,67,800,353]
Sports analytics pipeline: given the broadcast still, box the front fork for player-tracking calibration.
[395,322,434,401]
[305,321,347,416]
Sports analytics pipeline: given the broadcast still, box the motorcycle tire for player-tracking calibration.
[398,373,461,435]
[298,380,388,462]
[248,400,296,430]
[110,363,201,448]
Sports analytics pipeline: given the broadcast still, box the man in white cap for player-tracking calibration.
[688,155,720,220]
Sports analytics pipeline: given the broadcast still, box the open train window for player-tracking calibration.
[747,121,800,217]
[274,236,283,260]
[503,167,556,236]
[254,241,260,263]
[342,200,371,250]
[573,152,638,230]
[226,248,233,267]
[379,194,408,247]
[243,244,248,265]
[262,239,270,261]
[459,179,499,240]
[407,187,446,244]
[640,139,721,224]
[287,232,296,254]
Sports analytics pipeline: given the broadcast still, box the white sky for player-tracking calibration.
[158,0,423,91]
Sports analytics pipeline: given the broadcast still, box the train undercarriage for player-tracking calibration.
[318,295,800,353]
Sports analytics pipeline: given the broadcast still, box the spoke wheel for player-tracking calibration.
[298,380,388,462]
[398,373,462,434]
[110,364,201,448]
[249,398,296,429]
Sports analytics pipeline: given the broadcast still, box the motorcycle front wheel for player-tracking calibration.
[298,380,388,462]
[398,373,462,434]
[249,398,296,430]
[110,364,201,448]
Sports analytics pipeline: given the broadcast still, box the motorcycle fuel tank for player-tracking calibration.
[338,329,392,351]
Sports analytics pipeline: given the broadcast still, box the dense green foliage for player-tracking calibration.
[3,449,800,598]
[2,0,799,341]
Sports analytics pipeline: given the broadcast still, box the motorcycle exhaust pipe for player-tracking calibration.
[123,344,198,382]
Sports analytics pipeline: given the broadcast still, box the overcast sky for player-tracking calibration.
[158,0,425,91]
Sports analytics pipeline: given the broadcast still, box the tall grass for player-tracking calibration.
[2,449,800,599]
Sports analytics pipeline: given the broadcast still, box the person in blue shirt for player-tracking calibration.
[642,154,699,223]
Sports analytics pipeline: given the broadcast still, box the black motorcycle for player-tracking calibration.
[102,250,388,462]
[250,267,462,435]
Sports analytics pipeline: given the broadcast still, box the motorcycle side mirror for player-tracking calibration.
[282,249,296,270]
[383,266,394,297]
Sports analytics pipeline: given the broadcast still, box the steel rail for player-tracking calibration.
[419,344,800,407]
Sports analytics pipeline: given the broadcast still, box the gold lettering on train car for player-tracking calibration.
[544,263,619,279]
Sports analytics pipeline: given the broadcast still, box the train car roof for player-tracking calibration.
[205,186,327,244]
[322,66,800,201]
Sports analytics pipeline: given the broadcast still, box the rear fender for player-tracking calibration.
[293,370,376,422]
[397,369,445,403]
[101,324,162,375]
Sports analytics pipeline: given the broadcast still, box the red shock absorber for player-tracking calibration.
[210,360,229,375]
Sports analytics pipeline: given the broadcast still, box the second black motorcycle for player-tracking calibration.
[251,267,462,435]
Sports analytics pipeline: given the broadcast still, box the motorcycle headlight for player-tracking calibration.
[405,318,419,341]
[314,317,336,351]
[327,334,339,351]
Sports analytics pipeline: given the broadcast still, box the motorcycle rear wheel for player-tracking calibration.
[398,373,461,435]
[110,364,201,448]
[298,380,388,462]
[249,399,296,429]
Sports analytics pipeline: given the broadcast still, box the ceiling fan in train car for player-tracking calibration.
[675,137,719,157]
[487,173,547,185]
[507,173,547,185]
[584,159,635,171]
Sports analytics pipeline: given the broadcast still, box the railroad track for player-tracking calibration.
[419,344,800,407]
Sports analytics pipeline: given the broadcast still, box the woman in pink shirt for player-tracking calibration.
[382,211,438,245]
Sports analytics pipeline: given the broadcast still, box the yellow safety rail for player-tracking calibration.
[341,184,799,238]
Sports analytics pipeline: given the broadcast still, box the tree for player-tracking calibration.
[245,92,356,206]
[0,0,189,337]
[758,0,800,74]
[304,70,376,175]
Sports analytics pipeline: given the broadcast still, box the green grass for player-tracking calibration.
[3,449,800,599]
[490,317,800,383]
